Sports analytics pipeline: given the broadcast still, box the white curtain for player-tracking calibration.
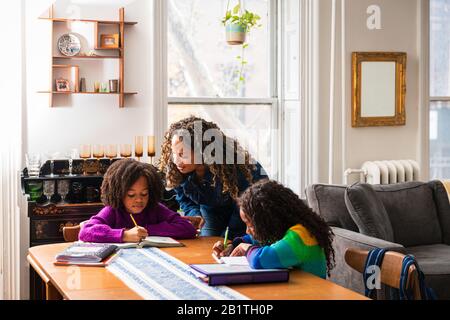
[0,0,25,300]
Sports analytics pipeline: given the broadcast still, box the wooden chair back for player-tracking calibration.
[62,221,87,242]
[345,248,422,300]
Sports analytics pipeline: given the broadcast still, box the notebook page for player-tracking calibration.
[219,256,250,266]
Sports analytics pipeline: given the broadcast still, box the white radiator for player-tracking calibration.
[344,160,420,185]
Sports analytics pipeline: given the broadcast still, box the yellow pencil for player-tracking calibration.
[129,214,139,228]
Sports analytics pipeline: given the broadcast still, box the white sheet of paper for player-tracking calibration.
[144,236,179,244]
[219,256,250,266]
[67,247,102,254]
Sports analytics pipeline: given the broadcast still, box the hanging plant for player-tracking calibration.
[222,0,261,84]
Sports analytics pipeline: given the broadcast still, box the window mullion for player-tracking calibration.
[430,96,450,102]
[168,97,276,105]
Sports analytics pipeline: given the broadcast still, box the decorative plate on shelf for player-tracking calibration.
[57,33,81,56]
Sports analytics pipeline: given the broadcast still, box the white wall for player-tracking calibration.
[26,0,155,158]
[313,0,424,184]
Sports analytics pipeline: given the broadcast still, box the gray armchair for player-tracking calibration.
[306,181,450,299]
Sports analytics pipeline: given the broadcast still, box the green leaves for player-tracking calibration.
[222,2,261,85]
[222,10,232,24]
[222,6,261,32]
[236,55,247,65]
[233,4,240,15]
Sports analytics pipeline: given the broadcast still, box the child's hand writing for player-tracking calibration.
[122,226,148,243]
[230,243,252,257]
[212,240,234,257]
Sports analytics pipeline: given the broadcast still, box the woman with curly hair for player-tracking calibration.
[159,116,267,239]
[79,159,197,243]
[213,180,335,279]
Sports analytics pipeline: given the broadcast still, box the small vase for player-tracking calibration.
[225,24,247,45]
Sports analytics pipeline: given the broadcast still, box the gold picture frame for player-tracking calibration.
[100,34,119,49]
[352,52,407,127]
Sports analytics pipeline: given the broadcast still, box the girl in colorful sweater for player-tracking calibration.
[212,180,335,278]
[79,159,197,243]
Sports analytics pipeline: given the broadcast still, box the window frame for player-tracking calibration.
[428,0,450,179]
[166,0,281,179]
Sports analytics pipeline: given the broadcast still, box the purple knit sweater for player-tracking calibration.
[78,203,197,243]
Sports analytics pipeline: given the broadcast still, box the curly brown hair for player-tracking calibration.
[159,116,256,199]
[101,159,163,210]
[238,180,335,276]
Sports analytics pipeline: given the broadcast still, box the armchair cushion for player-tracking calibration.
[345,183,395,242]
[428,180,450,245]
[407,244,450,299]
[372,182,442,247]
[305,184,358,232]
[407,244,450,275]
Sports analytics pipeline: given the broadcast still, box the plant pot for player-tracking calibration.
[226,24,247,45]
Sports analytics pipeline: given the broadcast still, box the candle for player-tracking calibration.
[147,136,156,157]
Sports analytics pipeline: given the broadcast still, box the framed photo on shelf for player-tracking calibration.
[55,79,71,92]
[100,34,119,49]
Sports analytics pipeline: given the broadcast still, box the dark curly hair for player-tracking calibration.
[101,159,163,210]
[238,180,335,276]
[159,116,256,199]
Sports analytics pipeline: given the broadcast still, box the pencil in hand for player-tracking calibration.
[223,226,229,249]
[130,214,139,228]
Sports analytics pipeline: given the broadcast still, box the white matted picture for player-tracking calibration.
[56,79,70,92]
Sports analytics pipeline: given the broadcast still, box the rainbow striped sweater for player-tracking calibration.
[233,224,327,279]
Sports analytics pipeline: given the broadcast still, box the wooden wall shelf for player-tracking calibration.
[53,56,120,60]
[38,91,137,95]
[39,6,137,108]
[38,17,137,25]
[94,47,123,51]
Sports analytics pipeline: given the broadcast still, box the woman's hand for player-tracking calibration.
[212,241,234,257]
[181,216,205,230]
[122,226,148,243]
[230,243,252,256]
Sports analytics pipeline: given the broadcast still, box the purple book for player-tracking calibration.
[190,264,289,286]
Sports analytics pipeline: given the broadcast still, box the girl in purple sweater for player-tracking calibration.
[79,159,197,243]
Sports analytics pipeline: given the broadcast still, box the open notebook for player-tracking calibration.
[77,236,184,249]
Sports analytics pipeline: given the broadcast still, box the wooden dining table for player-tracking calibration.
[27,237,368,300]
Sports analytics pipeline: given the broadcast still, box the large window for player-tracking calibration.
[167,0,278,177]
[430,0,450,179]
